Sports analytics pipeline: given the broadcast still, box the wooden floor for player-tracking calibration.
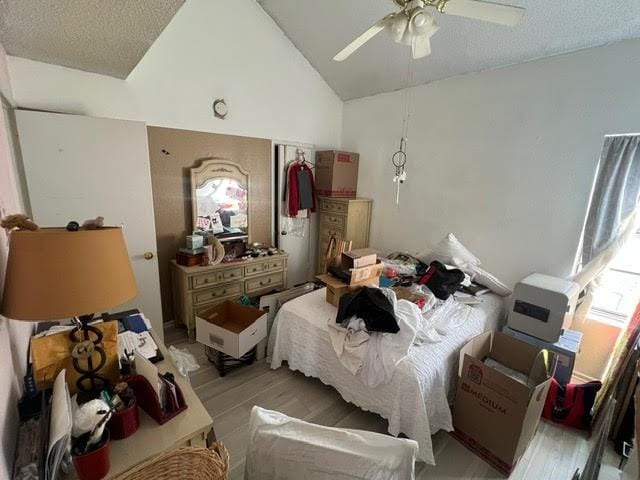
[164,324,622,480]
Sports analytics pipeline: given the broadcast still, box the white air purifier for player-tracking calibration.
[507,273,580,343]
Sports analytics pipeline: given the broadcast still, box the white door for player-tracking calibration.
[16,111,164,339]
[276,144,318,287]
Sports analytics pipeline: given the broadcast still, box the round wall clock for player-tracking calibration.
[213,99,228,119]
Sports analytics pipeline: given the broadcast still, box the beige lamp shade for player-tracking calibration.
[1,227,138,321]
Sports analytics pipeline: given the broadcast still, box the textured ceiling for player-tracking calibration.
[0,0,184,78]
[259,0,640,100]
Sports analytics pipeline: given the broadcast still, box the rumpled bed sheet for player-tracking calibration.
[268,288,504,464]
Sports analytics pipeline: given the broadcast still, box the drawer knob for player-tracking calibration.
[204,279,209,283]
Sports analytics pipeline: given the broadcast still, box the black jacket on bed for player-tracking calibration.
[336,287,399,333]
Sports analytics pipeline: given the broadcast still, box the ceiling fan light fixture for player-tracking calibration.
[412,11,427,27]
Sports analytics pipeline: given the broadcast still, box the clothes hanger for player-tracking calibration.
[296,148,315,169]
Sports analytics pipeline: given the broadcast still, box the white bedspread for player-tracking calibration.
[268,288,504,465]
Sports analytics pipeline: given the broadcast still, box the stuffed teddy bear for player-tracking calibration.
[1,214,39,231]
[82,216,105,230]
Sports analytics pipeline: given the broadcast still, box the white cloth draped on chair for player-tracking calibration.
[244,406,419,480]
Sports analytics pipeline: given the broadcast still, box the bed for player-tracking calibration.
[268,288,505,465]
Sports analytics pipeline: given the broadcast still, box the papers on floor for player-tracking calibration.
[46,369,72,480]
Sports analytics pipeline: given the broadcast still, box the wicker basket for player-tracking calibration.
[113,442,229,480]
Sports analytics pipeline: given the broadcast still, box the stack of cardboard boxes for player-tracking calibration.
[316,248,383,307]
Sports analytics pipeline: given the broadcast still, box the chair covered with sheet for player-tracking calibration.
[244,406,419,480]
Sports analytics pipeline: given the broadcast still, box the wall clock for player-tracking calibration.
[213,99,228,119]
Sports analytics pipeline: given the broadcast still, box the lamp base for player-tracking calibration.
[69,315,109,397]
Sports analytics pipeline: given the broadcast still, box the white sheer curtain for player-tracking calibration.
[573,135,640,291]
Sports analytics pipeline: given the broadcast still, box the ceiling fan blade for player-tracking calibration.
[438,0,525,26]
[411,35,432,59]
[333,14,395,61]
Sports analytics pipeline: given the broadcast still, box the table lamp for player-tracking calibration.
[1,226,138,393]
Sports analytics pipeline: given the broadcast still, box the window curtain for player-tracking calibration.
[573,135,640,291]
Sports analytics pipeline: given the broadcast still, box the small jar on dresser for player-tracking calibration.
[317,197,373,274]
[170,253,288,340]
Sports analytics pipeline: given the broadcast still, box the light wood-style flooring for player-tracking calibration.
[164,325,622,480]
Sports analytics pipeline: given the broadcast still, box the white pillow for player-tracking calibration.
[471,266,512,297]
[427,233,512,296]
[429,233,480,274]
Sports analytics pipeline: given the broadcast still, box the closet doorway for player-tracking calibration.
[275,144,318,287]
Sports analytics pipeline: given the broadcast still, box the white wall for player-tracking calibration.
[0,41,33,480]
[7,0,343,147]
[342,39,640,287]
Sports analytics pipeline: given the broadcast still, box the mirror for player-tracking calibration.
[191,159,249,240]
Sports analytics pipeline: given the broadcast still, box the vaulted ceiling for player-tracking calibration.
[259,0,640,100]
[0,0,184,78]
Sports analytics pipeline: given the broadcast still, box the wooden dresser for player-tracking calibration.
[317,197,373,274]
[170,253,288,339]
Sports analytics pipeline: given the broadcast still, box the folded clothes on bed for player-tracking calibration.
[337,287,399,333]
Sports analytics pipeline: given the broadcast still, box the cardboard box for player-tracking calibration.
[349,261,384,284]
[316,273,380,307]
[453,331,552,475]
[315,150,359,198]
[196,301,267,358]
[341,248,377,269]
[503,326,582,385]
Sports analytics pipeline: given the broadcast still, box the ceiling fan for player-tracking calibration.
[333,0,525,61]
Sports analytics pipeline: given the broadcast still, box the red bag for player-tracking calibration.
[543,378,602,430]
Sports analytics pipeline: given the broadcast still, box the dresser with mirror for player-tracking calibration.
[170,158,288,339]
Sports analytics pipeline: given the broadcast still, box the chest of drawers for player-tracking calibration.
[317,197,372,274]
[170,253,288,339]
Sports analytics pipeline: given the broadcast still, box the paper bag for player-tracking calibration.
[31,321,120,395]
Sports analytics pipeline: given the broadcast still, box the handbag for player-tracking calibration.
[418,261,465,300]
[543,378,602,430]
[31,321,120,395]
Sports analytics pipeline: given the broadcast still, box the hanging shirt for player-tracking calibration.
[297,169,314,210]
[288,162,316,217]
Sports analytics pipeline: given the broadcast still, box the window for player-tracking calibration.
[590,228,640,324]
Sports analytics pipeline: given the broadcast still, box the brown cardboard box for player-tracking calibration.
[196,301,267,358]
[341,248,378,269]
[315,150,359,198]
[452,331,552,475]
[349,261,384,284]
[316,273,380,307]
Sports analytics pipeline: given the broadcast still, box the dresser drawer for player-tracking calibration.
[321,214,346,230]
[245,272,283,293]
[219,268,242,282]
[192,282,242,305]
[319,198,347,214]
[320,229,344,248]
[244,263,264,276]
[191,268,242,289]
[262,258,284,272]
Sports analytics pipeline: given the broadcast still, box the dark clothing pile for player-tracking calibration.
[336,287,399,334]
[418,261,465,300]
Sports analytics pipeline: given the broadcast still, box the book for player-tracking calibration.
[461,282,491,296]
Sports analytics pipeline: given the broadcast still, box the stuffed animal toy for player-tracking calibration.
[1,214,39,232]
[82,216,105,230]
